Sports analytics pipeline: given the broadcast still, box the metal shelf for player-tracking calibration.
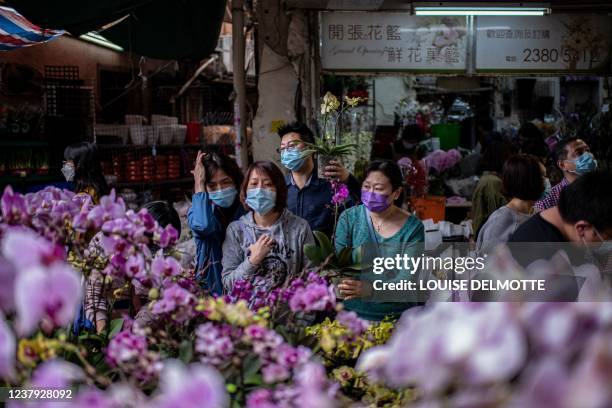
[112,177,193,189]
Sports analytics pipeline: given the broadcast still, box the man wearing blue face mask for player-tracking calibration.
[535,137,597,212]
[188,151,246,295]
[278,122,360,237]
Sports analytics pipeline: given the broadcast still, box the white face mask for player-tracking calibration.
[61,164,75,182]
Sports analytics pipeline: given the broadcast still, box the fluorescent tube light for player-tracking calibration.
[79,32,124,52]
[414,6,550,16]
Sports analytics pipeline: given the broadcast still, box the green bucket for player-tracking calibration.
[431,124,460,150]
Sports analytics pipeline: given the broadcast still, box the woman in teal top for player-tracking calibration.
[335,160,424,321]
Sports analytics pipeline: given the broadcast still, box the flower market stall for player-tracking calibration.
[2,186,612,407]
[316,10,612,229]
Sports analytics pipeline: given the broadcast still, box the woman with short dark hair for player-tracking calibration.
[63,142,109,203]
[188,151,246,295]
[334,160,424,321]
[221,161,314,293]
[476,154,545,254]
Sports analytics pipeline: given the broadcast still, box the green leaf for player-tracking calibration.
[242,354,262,385]
[243,373,263,386]
[108,318,124,339]
[78,333,105,343]
[337,247,354,267]
[178,339,194,363]
[313,231,334,256]
[304,243,325,266]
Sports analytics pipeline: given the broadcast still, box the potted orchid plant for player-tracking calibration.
[302,92,365,179]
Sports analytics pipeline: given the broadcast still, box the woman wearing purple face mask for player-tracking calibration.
[334,160,425,321]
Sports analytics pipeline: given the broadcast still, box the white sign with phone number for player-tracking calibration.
[476,15,612,72]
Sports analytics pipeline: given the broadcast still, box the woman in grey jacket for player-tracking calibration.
[222,161,314,293]
[476,154,545,255]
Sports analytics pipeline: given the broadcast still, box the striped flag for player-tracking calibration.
[0,6,64,51]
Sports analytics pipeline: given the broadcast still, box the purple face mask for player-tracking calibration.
[361,190,390,213]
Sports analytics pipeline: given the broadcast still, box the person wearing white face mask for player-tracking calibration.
[188,151,246,295]
[62,142,109,204]
[535,137,597,212]
[221,161,314,293]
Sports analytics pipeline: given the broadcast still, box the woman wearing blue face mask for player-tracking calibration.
[221,161,314,293]
[188,150,246,295]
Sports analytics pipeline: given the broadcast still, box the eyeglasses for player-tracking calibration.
[277,141,302,154]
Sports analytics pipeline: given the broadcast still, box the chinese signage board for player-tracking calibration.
[474,15,612,72]
[320,12,468,71]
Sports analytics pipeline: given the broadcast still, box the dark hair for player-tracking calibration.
[502,155,544,201]
[202,151,243,190]
[365,160,405,206]
[554,137,578,163]
[240,161,288,213]
[140,201,181,239]
[558,171,612,232]
[64,142,109,196]
[480,141,515,174]
[277,122,315,144]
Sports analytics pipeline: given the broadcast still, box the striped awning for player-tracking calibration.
[0,6,63,51]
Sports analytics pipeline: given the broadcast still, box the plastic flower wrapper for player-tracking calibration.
[423,148,462,174]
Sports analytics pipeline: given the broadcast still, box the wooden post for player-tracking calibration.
[232,0,249,169]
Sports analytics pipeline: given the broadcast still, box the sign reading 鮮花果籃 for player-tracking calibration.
[475,15,612,73]
[320,12,467,71]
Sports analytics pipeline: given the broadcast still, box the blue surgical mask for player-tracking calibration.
[569,152,597,175]
[246,188,276,215]
[280,148,306,171]
[208,186,237,208]
[540,178,552,200]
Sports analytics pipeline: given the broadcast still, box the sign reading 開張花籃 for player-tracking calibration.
[320,12,468,72]
[476,15,612,73]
